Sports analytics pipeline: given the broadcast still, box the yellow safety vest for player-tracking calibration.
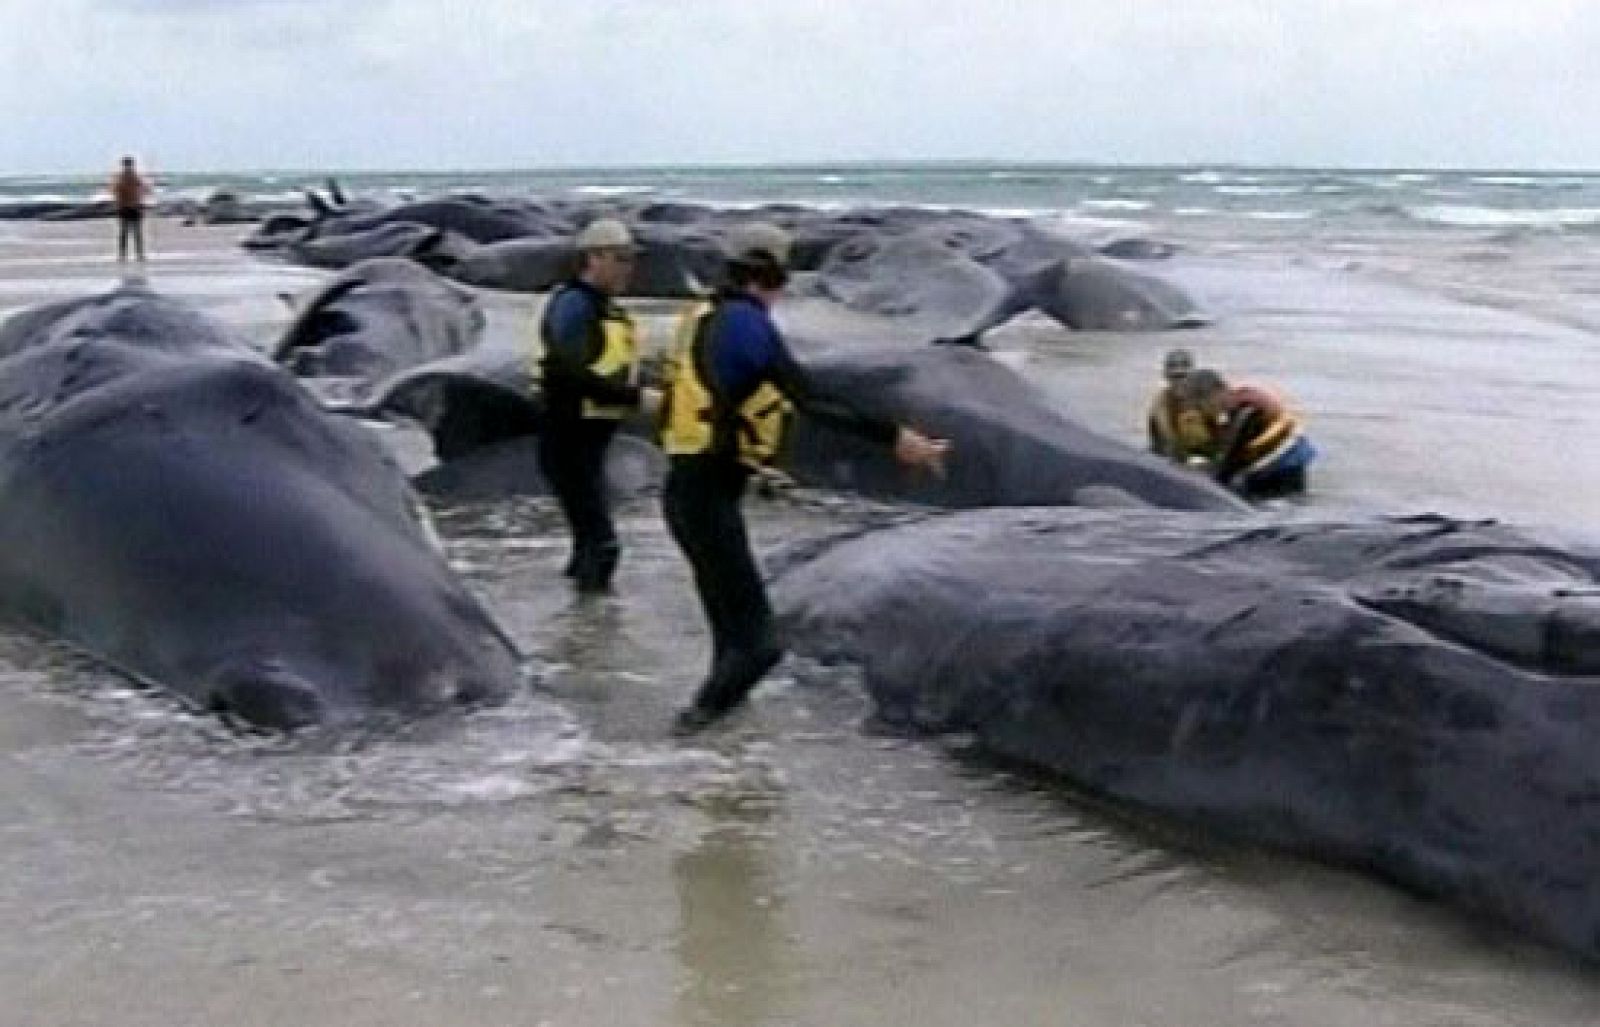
[661,300,790,469]
[1148,385,1216,460]
[1230,384,1304,476]
[535,284,639,420]
[583,308,638,419]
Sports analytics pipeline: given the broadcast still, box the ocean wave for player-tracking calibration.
[572,184,658,197]
[0,192,85,204]
[1181,170,1263,185]
[1173,207,1217,216]
[1080,198,1152,211]
[1353,202,1408,220]
[975,205,1059,220]
[985,171,1059,185]
[1406,204,1600,229]
[1214,185,1305,196]
[1242,210,1315,221]
[1034,212,1151,237]
[1470,175,1549,188]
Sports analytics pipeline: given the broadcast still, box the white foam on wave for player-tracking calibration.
[0,192,83,204]
[1032,211,1152,240]
[572,184,657,197]
[1181,170,1263,185]
[1407,204,1600,229]
[1470,175,1549,187]
[1243,210,1315,221]
[984,170,1058,184]
[1173,207,1217,216]
[1214,184,1304,197]
[1081,198,1152,211]
[977,205,1062,219]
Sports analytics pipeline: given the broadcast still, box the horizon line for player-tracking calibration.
[6,158,1600,181]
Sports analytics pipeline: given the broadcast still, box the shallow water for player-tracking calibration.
[3,215,1600,1025]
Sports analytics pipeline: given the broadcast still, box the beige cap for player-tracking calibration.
[725,222,793,268]
[574,218,636,251]
[1162,348,1195,380]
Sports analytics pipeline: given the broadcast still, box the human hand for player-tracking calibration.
[894,427,950,478]
[639,386,664,419]
[752,466,796,497]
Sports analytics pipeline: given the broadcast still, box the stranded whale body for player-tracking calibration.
[0,285,522,729]
[776,337,1247,511]
[244,189,1207,335]
[771,507,1600,959]
[273,257,484,386]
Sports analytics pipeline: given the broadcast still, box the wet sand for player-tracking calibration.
[3,217,1600,1026]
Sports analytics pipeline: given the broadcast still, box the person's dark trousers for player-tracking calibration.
[663,455,783,716]
[1239,464,1307,501]
[538,417,620,592]
[116,210,144,262]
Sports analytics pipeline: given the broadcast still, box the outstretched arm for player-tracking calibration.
[767,338,947,475]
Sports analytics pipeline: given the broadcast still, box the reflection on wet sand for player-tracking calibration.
[673,798,798,1026]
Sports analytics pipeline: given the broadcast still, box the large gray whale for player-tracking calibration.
[273,257,484,386]
[0,285,522,729]
[244,190,1208,335]
[776,323,1247,512]
[771,507,1600,958]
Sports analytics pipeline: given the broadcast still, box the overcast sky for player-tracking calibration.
[3,0,1597,175]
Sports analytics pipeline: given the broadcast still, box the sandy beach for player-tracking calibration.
[3,211,1600,1026]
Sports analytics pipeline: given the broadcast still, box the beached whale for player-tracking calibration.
[273,257,483,387]
[802,232,1040,342]
[771,507,1600,959]
[285,222,458,270]
[1041,255,1209,330]
[0,285,521,729]
[308,195,565,245]
[243,190,1207,333]
[776,337,1247,511]
[433,225,721,298]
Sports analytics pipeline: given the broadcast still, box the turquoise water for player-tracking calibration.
[6,163,1600,232]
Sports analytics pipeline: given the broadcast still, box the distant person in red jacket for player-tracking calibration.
[110,156,151,264]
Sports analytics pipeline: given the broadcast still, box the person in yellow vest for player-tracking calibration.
[1185,368,1316,500]
[537,218,645,593]
[661,222,950,733]
[1146,347,1217,466]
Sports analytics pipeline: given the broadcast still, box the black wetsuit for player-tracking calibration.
[666,292,898,721]
[539,279,640,591]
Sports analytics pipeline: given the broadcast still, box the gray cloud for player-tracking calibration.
[3,0,1598,174]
